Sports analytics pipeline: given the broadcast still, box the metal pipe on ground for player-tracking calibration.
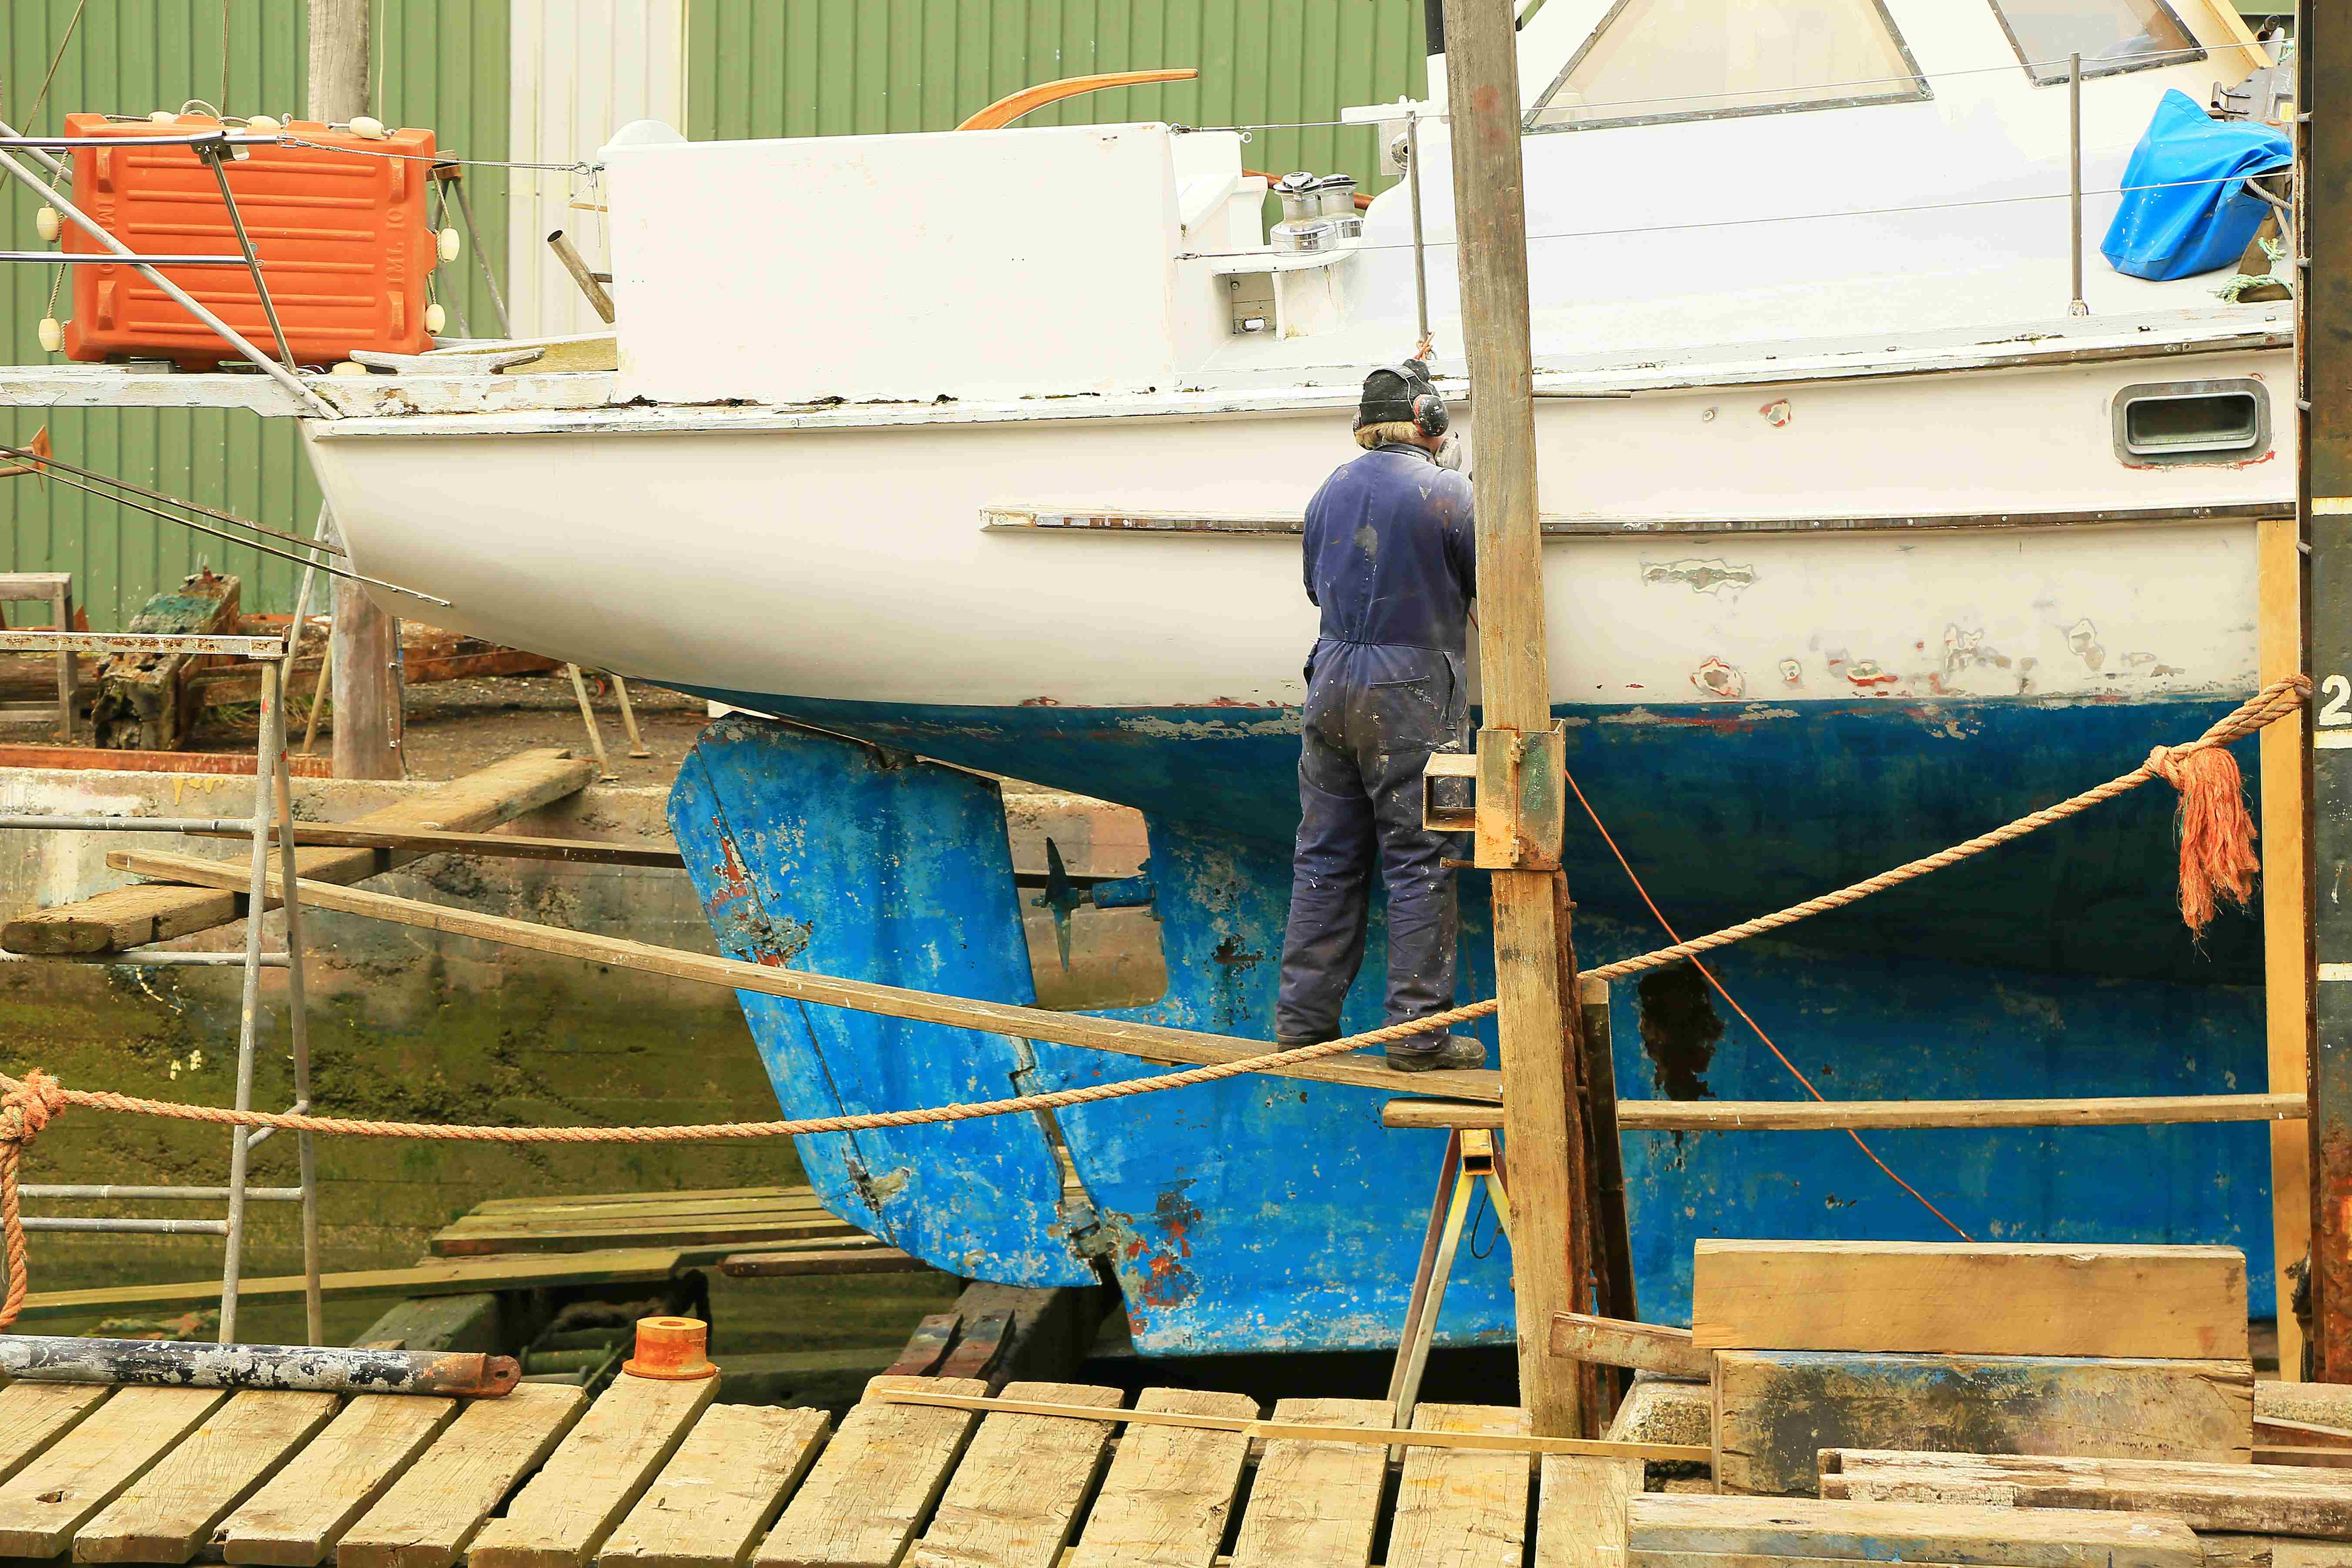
[0,1335,521,1395]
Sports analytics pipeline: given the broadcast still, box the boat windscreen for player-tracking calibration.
[1986,0,2203,83]
[1525,0,1930,132]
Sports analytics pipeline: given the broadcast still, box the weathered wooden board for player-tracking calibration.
[1553,1313,1712,1379]
[0,1386,227,1558]
[1690,1241,2248,1359]
[1228,1397,1389,1568]
[2202,1537,2352,1568]
[76,1390,339,1563]
[1626,1494,2205,1568]
[1713,1352,2255,1496]
[598,1405,830,1568]
[909,1380,1121,1568]
[469,1371,720,1568]
[1821,1451,2352,1538]
[754,1376,988,1568]
[1535,1455,1647,1568]
[0,1383,111,1485]
[1068,1389,1254,1568]
[2266,1387,2352,1432]
[1387,1404,1533,1568]
[6,747,593,955]
[335,1383,585,1568]
[218,1395,459,1566]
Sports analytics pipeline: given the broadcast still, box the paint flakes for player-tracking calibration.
[1690,658,1745,699]
[1642,557,1757,596]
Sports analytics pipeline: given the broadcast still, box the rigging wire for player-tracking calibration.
[1561,764,1975,1242]
[18,464,449,606]
[18,0,89,136]
[0,444,345,555]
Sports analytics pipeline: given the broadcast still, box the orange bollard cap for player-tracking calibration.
[622,1315,717,1380]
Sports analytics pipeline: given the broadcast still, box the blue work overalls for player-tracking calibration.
[1273,442,1476,1052]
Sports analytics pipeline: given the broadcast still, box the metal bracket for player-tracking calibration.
[1420,724,1567,869]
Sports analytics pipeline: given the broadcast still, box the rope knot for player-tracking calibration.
[0,1070,65,1148]
[2143,744,2185,786]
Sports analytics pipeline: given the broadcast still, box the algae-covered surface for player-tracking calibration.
[0,915,964,1355]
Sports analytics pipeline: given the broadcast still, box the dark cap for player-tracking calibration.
[1356,358,1436,429]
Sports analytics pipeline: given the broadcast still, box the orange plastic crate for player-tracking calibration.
[60,113,439,369]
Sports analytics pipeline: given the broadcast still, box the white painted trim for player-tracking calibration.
[2314,729,2352,748]
[2319,964,2352,982]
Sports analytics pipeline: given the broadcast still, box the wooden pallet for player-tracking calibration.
[0,1373,1650,1567]
[429,1186,870,1260]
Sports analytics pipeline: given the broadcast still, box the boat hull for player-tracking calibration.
[670,690,2271,1356]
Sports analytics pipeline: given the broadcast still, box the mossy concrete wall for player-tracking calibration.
[0,767,787,1297]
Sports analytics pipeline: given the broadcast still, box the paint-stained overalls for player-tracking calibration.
[1274,442,1476,1052]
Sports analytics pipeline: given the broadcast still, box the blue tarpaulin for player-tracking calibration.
[2101,90,2290,281]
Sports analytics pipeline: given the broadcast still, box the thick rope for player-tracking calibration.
[0,674,2308,1326]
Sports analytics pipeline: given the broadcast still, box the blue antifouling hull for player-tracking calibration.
[670,692,2273,1355]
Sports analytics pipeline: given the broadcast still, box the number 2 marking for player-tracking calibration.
[2323,673,2352,727]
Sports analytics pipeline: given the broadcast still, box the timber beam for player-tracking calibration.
[2,748,594,955]
[105,847,1506,1103]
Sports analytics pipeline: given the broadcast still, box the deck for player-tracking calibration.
[0,1368,1635,1567]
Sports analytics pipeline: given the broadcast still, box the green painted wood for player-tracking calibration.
[0,0,510,629]
[685,0,1428,213]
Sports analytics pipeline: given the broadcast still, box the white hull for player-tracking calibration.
[306,334,2288,714]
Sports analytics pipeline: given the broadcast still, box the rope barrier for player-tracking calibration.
[0,673,2309,1327]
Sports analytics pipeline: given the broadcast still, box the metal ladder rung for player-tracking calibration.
[22,1184,302,1202]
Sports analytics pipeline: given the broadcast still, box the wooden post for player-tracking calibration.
[1441,0,1589,1437]
[307,1,402,781]
[2301,0,2352,1381]
[2261,512,2312,1380]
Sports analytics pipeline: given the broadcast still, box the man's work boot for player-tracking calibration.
[1385,1035,1487,1072]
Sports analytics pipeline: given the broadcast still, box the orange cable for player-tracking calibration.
[1562,766,1973,1241]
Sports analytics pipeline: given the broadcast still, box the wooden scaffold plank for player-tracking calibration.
[0,1383,112,1484]
[597,1404,831,1568]
[1227,1398,1389,1568]
[336,1383,585,1568]
[0,1386,227,1558]
[1387,1404,1535,1568]
[1625,1494,2205,1568]
[755,1377,988,1568]
[217,1395,460,1566]
[1535,1455,1648,1568]
[908,1380,1122,1568]
[1068,1389,1256,1568]
[76,1390,340,1564]
[1690,1241,2250,1359]
[468,1371,720,1568]
[1822,1450,2352,1538]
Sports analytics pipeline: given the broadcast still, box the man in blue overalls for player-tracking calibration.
[1273,361,1485,1073]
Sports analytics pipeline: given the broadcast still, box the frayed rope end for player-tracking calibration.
[2147,743,2261,935]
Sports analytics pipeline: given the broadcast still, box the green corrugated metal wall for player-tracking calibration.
[0,0,509,629]
[686,0,1429,206]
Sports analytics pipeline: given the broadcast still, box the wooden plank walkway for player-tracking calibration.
[0,1371,1672,1565]
[430,1186,867,1260]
